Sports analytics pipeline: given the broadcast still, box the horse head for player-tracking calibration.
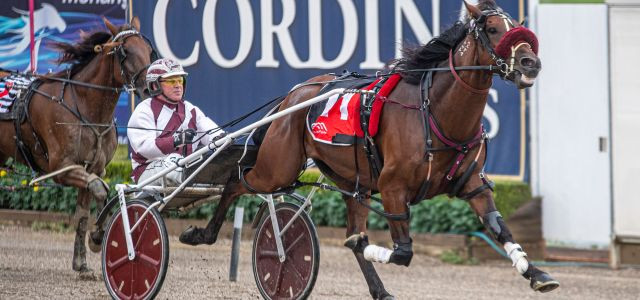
[463,0,541,88]
[101,17,154,98]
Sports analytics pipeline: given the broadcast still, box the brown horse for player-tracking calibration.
[182,0,558,297]
[0,17,153,278]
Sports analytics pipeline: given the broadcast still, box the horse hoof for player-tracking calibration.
[179,226,215,246]
[88,231,103,253]
[87,179,108,201]
[379,294,395,300]
[530,272,560,293]
[77,266,97,281]
[344,233,368,253]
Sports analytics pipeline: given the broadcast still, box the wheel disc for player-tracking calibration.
[253,204,318,299]
[103,202,167,300]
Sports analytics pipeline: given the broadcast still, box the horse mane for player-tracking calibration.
[391,21,468,85]
[51,31,112,76]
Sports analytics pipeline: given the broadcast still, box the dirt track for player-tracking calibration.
[1,224,639,299]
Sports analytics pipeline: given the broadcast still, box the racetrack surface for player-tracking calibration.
[1,224,639,299]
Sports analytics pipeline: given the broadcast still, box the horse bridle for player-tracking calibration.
[468,9,528,78]
[109,29,157,97]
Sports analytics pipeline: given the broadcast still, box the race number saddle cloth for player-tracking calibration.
[306,73,402,146]
[0,73,37,121]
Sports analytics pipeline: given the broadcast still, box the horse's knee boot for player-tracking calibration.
[87,174,109,201]
[388,240,413,267]
[481,211,513,244]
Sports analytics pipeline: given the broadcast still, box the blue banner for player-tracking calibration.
[131,0,528,180]
[0,0,130,143]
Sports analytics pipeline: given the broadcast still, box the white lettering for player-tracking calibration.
[154,0,200,67]
[394,0,433,58]
[304,0,358,69]
[256,0,304,68]
[360,0,384,69]
[202,0,254,68]
[483,89,500,139]
[432,0,440,36]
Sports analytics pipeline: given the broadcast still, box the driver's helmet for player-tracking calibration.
[145,58,188,97]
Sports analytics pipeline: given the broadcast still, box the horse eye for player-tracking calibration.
[487,27,498,34]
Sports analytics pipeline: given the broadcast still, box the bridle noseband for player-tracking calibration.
[108,29,156,97]
[467,9,535,78]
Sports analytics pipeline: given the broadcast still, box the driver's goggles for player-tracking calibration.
[159,77,184,86]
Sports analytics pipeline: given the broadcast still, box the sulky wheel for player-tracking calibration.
[252,201,320,300]
[102,200,169,300]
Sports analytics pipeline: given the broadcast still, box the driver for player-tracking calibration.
[127,58,224,186]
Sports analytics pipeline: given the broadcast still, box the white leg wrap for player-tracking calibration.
[363,244,392,264]
[504,242,529,274]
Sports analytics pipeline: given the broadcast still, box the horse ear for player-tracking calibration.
[102,16,118,36]
[131,16,141,31]
[463,1,483,20]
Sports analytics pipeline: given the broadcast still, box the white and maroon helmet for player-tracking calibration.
[145,58,188,97]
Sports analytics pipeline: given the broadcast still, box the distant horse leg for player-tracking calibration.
[72,188,96,280]
[342,194,393,300]
[180,178,247,245]
[465,176,559,293]
[88,190,106,253]
[55,167,109,258]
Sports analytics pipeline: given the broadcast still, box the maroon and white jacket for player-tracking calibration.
[128,97,222,182]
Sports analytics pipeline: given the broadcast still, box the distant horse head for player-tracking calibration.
[53,17,152,98]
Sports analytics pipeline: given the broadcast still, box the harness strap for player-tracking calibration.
[448,50,490,95]
[428,115,484,181]
[459,177,495,200]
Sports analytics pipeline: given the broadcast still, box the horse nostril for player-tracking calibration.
[520,57,537,68]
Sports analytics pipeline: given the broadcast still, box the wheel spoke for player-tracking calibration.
[284,232,306,254]
[107,254,129,271]
[284,260,306,289]
[132,215,151,249]
[257,250,279,258]
[138,253,160,270]
[273,261,285,295]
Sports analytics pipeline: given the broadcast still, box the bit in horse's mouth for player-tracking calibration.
[520,74,535,85]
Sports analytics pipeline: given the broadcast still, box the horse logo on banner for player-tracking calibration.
[0,3,67,71]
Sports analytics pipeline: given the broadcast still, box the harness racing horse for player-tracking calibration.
[0,17,153,278]
[182,0,559,297]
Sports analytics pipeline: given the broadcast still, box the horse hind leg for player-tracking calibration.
[72,188,97,280]
[464,176,560,293]
[342,194,395,300]
[180,178,248,245]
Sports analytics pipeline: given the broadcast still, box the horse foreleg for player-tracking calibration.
[465,176,559,293]
[370,186,413,267]
[55,166,109,202]
[72,188,97,280]
[88,190,106,253]
[179,179,247,245]
[343,195,394,300]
